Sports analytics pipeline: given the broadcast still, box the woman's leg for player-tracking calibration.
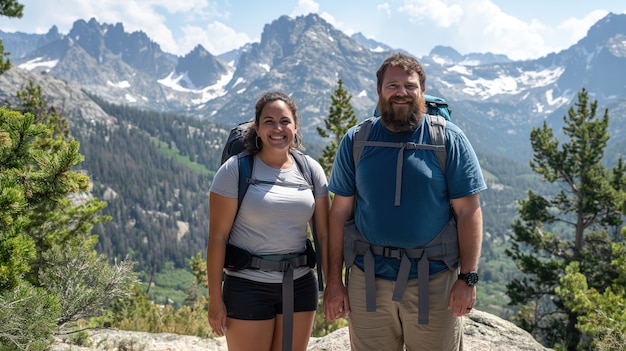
[272,271,318,351]
[223,275,279,351]
[271,311,316,351]
[226,318,276,351]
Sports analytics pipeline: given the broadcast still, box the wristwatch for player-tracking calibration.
[458,271,479,287]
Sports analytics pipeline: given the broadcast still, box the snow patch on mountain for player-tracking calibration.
[193,72,234,103]
[231,77,246,89]
[18,57,58,71]
[107,80,130,89]
[448,65,472,75]
[457,66,565,99]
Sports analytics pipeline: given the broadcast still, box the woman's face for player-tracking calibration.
[255,100,297,153]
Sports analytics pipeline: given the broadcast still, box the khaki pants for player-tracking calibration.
[347,267,463,351]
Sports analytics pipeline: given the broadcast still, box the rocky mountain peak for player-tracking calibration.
[585,13,626,43]
[350,32,394,52]
[39,25,62,47]
[67,18,107,62]
[175,45,232,89]
[430,45,464,64]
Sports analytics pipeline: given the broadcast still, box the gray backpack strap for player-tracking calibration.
[352,117,376,169]
[359,218,458,324]
[426,114,447,173]
[353,115,446,173]
[351,115,447,206]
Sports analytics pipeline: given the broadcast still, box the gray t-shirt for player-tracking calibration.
[210,153,328,283]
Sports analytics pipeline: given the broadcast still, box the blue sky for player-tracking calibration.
[1,0,625,61]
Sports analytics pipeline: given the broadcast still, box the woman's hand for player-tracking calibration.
[208,298,228,336]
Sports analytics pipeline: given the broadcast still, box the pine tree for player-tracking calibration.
[0,83,137,350]
[316,79,357,177]
[505,88,626,350]
[556,236,626,350]
[0,0,24,73]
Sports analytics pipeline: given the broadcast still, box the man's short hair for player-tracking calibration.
[376,53,426,92]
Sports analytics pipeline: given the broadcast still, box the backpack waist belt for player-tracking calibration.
[345,217,459,325]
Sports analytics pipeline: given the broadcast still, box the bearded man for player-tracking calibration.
[322,53,487,351]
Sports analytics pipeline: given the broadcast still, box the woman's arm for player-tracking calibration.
[312,194,331,280]
[207,192,238,336]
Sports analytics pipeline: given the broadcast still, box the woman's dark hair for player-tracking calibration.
[243,91,304,153]
[376,52,426,92]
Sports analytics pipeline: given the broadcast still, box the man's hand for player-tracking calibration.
[447,279,476,317]
[323,280,350,321]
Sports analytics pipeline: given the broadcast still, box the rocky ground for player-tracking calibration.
[51,309,552,351]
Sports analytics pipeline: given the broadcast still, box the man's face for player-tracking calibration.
[377,66,425,131]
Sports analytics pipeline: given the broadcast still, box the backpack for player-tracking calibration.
[219,120,324,290]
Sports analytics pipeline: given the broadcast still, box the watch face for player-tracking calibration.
[460,272,479,286]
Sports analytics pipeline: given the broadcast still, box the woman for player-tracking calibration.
[207,91,330,351]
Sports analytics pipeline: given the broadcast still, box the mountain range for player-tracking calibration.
[3,13,625,162]
[1,12,626,311]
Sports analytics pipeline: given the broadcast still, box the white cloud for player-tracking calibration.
[377,3,392,18]
[320,12,355,36]
[146,0,210,14]
[4,0,229,56]
[180,22,253,56]
[290,0,320,17]
[395,0,559,60]
[399,0,464,28]
[558,10,609,43]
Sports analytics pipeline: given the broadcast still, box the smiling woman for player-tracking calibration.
[206,91,331,351]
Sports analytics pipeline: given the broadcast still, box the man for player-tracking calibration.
[323,53,486,351]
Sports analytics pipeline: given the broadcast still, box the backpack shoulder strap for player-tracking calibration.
[236,151,254,211]
[289,150,314,189]
[237,150,314,208]
[290,149,325,291]
[352,117,376,169]
[426,115,447,174]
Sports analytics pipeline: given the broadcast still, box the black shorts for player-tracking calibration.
[223,271,318,320]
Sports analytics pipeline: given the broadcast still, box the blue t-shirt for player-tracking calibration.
[329,116,487,280]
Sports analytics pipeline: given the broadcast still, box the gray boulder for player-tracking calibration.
[51,310,551,351]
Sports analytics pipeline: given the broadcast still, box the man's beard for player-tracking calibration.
[378,94,426,132]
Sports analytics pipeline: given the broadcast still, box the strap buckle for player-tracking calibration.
[382,247,403,259]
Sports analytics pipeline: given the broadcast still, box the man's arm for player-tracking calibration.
[323,194,353,320]
[448,193,483,316]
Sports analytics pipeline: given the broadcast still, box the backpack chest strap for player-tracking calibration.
[354,140,445,206]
